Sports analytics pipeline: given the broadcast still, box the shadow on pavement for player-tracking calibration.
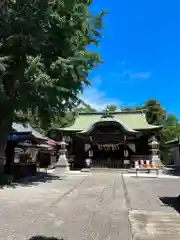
[163,167,180,176]
[159,196,180,214]
[0,172,64,189]
[29,237,63,240]
[130,176,158,179]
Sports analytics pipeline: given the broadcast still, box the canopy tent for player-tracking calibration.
[12,123,48,141]
[8,133,31,141]
[10,123,58,146]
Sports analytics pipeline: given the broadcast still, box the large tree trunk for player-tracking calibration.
[0,0,14,174]
[0,119,12,173]
[0,0,9,19]
[0,99,13,174]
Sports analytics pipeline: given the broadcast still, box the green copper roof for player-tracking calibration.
[59,111,162,133]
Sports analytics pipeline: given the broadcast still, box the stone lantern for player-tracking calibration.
[55,137,69,172]
[148,137,161,166]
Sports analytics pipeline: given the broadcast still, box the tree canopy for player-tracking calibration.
[104,104,117,112]
[0,0,105,129]
[0,0,106,171]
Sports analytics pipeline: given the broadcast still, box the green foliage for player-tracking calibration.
[104,104,117,112]
[142,99,180,142]
[164,114,178,126]
[121,107,135,112]
[135,106,145,110]
[50,111,75,129]
[160,115,180,142]
[0,0,105,130]
[76,100,97,113]
[144,99,166,125]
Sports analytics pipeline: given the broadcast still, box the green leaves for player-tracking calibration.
[136,99,180,143]
[144,99,165,125]
[0,56,10,76]
[104,105,117,112]
[0,0,105,130]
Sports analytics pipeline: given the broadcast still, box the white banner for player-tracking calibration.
[89,150,93,157]
[85,144,91,152]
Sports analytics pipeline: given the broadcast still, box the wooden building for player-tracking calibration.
[48,111,162,169]
[163,138,180,166]
[5,123,57,176]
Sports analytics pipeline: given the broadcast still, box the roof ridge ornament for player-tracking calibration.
[101,111,114,118]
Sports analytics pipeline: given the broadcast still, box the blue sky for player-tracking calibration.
[81,0,180,116]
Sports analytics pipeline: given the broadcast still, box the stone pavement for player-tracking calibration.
[1,171,180,239]
[0,172,130,240]
[124,175,180,240]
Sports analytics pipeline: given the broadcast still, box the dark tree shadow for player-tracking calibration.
[163,166,180,176]
[0,172,65,189]
[29,237,63,240]
[159,196,180,214]
[130,176,158,179]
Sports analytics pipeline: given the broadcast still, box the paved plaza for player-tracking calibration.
[1,171,180,239]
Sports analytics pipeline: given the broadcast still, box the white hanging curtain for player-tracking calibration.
[124,150,129,157]
[89,150,93,157]
[84,144,91,152]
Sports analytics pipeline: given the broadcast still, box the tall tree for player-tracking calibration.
[136,106,145,111]
[0,0,105,172]
[164,114,178,126]
[144,99,165,125]
[104,104,117,112]
[0,0,9,19]
[121,107,135,112]
[160,114,180,142]
[76,100,97,113]
[133,99,180,142]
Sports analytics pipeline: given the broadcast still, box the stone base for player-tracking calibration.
[55,166,70,173]
[152,155,162,166]
[81,168,91,173]
[177,195,180,201]
[55,154,70,173]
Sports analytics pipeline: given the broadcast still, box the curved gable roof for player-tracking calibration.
[58,111,162,133]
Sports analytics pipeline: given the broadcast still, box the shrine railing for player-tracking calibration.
[92,158,124,169]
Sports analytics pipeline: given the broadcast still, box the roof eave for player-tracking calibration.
[53,127,82,132]
[76,119,138,135]
[135,125,163,131]
[77,110,146,116]
[165,138,179,145]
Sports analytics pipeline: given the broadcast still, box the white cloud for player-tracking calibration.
[112,71,151,81]
[80,79,120,111]
[79,72,143,111]
[110,60,151,82]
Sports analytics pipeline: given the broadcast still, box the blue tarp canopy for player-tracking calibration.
[8,133,31,141]
[12,123,48,141]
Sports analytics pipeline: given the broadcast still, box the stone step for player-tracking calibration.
[91,168,129,173]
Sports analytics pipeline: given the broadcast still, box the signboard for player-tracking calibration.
[124,160,130,164]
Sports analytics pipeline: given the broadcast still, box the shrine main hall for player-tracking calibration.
[48,111,162,169]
